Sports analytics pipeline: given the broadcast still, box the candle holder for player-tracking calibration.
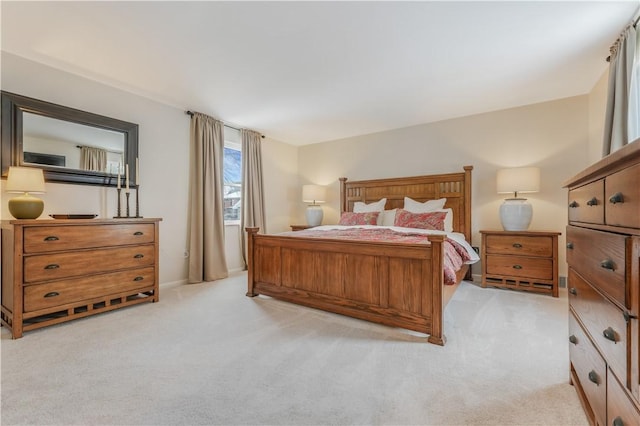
[114,188,123,218]
[125,191,131,218]
[135,186,143,218]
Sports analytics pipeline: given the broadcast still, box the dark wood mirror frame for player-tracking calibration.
[1,91,138,187]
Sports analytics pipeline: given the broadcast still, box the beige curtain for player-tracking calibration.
[602,24,639,156]
[79,146,107,171]
[240,129,266,268]
[187,112,228,283]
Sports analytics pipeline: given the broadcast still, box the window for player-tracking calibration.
[223,127,242,222]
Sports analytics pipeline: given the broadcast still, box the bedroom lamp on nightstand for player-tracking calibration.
[302,184,326,226]
[496,167,540,231]
[5,166,46,219]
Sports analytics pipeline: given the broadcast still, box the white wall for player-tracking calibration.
[297,96,592,278]
[588,70,609,164]
[1,52,296,283]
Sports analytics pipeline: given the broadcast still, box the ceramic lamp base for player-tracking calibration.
[499,198,532,231]
[8,193,44,219]
[305,205,323,226]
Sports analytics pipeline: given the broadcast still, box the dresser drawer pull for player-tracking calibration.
[569,201,578,208]
[624,311,638,322]
[609,192,624,204]
[133,276,144,281]
[588,370,600,385]
[44,236,59,241]
[586,197,598,206]
[512,265,523,270]
[603,327,617,343]
[134,254,144,259]
[566,242,573,249]
[569,335,577,345]
[512,243,522,248]
[133,231,144,236]
[44,292,59,298]
[44,264,60,270]
[569,287,577,296]
[600,259,615,270]
[613,416,624,426]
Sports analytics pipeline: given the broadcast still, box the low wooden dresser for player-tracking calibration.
[480,230,560,297]
[564,141,640,425]
[1,218,161,338]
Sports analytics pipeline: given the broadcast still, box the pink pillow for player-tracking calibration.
[339,212,380,226]
[394,209,446,231]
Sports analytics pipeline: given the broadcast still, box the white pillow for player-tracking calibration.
[378,209,397,226]
[353,198,386,213]
[403,197,447,213]
[437,208,454,233]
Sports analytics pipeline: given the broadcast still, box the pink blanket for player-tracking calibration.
[283,228,473,285]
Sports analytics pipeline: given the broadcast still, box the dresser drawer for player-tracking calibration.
[569,311,607,426]
[23,223,155,253]
[566,226,626,306]
[23,245,155,283]
[606,163,640,229]
[485,255,552,280]
[568,268,628,385]
[568,179,605,224]
[23,267,155,312]
[484,234,553,257]
[608,368,640,426]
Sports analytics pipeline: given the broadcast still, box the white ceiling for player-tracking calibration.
[2,1,639,146]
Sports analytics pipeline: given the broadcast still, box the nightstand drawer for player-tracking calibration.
[566,226,626,307]
[569,312,607,426]
[568,179,604,225]
[568,268,628,384]
[484,234,553,257]
[485,255,552,280]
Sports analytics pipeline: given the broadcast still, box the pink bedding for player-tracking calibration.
[283,228,473,285]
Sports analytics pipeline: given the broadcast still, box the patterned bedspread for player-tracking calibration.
[283,228,474,285]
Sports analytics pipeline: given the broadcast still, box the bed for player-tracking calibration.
[245,165,475,345]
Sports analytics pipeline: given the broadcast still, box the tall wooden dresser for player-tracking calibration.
[1,218,161,338]
[564,141,640,425]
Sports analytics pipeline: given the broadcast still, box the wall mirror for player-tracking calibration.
[1,91,138,187]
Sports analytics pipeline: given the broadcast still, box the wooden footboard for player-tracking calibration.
[246,227,455,345]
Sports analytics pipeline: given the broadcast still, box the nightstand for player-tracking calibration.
[290,225,314,231]
[480,230,561,297]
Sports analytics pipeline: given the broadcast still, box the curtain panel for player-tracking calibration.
[79,146,107,172]
[240,129,266,268]
[187,112,229,283]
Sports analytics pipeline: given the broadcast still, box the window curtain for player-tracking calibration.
[79,146,107,171]
[240,129,266,268]
[602,24,640,156]
[187,112,228,283]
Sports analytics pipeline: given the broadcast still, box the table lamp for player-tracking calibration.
[302,184,326,226]
[6,167,46,219]
[496,167,540,231]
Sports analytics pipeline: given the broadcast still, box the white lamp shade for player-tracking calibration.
[6,167,46,193]
[302,184,326,204]
[496,167,540,197]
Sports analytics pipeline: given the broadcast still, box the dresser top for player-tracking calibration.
[2,218,162,226]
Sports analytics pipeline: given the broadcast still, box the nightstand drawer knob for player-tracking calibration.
[569,335,577,345]
[569,201,578,208]
[569,288,577,296]
[586,197,598,206]
[133,276,144,281]
[603,327,617,343]
[133,231,144,236]
[588,370,600,385]
[609,192,624,204]
[134,254,144,259]
[613,416,624,426]
[44,264,60,270]
[512,243,522,248]
[512,264,523,270]
[44,292,59,298]
[600,259,615,270]
[44,236,59,241]
[566,242,573,249]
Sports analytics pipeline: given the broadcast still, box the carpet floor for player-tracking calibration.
[1,273,588,425]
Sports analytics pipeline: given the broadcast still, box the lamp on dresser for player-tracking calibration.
[496,167,540,231]
[302,184,326,226]
[5,166,46,219]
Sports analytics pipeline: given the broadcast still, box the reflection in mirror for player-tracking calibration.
[23,113,125,174]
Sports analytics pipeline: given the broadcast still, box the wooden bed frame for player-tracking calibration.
[245,165,473,345]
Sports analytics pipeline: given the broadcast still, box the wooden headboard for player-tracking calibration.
[339,165,473,242]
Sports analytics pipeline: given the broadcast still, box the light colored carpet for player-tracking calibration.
[1,273,588,425]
